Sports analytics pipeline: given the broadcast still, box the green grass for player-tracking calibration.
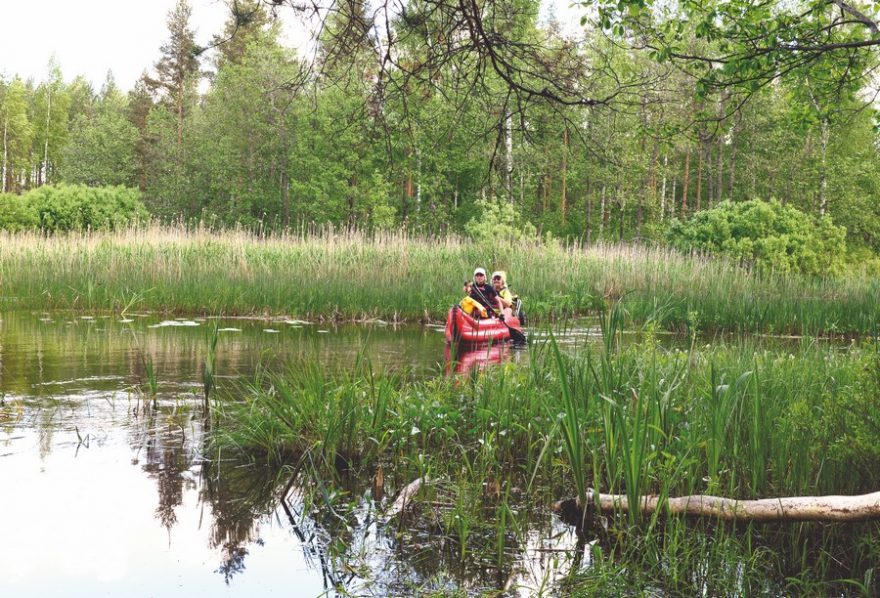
[0,224,878,334]
[210,306,880,594]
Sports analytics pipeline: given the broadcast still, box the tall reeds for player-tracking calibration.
[1,224,878,334]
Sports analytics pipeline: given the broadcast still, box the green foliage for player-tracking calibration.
[0,193,38,231]
[22,184,148,232]
[667,199,847,275]
[210,325,880,593]
[60,78,138,187]
[464,198,537,242]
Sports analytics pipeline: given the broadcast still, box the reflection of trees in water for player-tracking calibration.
[273,467,576,596]
[215,542,251,584]
[130,408,202,530]
[128,413,578,594]
[199,457,284,583]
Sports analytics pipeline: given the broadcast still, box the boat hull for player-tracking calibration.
[444,306,522,344]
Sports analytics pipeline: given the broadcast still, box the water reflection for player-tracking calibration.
[0,311,589,596]
[444,342,516,376]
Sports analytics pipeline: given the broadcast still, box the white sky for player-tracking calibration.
[0,0,583,92]
[0,0,308,91]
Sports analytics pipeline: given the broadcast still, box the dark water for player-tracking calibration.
[0,312,579,597]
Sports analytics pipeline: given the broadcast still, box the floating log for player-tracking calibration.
[553,490,880,523]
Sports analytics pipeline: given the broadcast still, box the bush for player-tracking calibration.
[666,199,847,275]
[0,193,39,231]
[465,198,538,242]
[9,184,149,232]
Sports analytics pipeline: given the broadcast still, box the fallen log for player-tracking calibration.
[383,476,429,521]
[552,490,880,523]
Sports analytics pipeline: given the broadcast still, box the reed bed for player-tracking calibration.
[1,224,878,334]
[211,311,880,594]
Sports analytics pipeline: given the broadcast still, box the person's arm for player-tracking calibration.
[498,291,513,309]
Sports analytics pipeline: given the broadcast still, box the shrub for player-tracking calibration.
[19,184,148,232]
[666,199,847,275]
[465,198,538,242]
[0,193,39,231]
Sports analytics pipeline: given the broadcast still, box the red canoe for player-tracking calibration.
[444,305,524,344]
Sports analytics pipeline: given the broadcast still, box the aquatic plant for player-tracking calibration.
[203,319,220,409]
[210,316,880,594]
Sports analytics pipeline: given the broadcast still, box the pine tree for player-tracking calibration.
[145,0,200,150]
[213,0,274,69]
[127,75,154,192]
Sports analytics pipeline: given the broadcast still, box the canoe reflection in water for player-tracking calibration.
[444,341,514,375]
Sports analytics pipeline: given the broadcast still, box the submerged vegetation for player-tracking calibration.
[1,225,879,335]
[211,304,880,594]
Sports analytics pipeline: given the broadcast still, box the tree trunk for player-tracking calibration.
[728,124,737,200]
[695,139,704,212]
[553,490,880,523]
[542,173,552,216]
[347,174,357,228]
[600,185,607,237]
[176,91,184,152]
[281,169,290,228]
[681,146,690,215]
[42,88,51,187]
[585,189,593,244]
[819,117,829,216]
[640,141,658,238]
[2,116,7,193]
[660,153,668,221]
[505,111,513,200]
[670,176,677,219]
[416,149,422,212]
[716,134,724,204]
[705,140,714,208]
[561,127,569,225]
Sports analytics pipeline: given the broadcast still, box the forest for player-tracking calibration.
[5,2,880,594]
[2,0,880,274]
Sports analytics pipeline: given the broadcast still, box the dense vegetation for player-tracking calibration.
[667,199,848,275]
[211,307,880,594]
[4,0,880,592]
[2,226,878,333]
[0,184,147,232]
[1,0,880,274]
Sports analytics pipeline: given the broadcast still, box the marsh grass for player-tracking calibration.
[203,320,220,410]
[142,354,159,409]
[210,305,880,593]
[1,224,878,334]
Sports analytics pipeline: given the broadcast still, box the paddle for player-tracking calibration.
[470,280,527,344]
[500,309,527,344]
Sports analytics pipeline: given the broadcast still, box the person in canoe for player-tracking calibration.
[491,271,514,310]
[461,267,501,318]
[492,270,526,324]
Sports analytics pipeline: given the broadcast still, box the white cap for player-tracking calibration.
[473,267,486,277]
[491,271,504,280]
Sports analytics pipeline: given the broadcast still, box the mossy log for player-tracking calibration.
[553,490,880,523]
